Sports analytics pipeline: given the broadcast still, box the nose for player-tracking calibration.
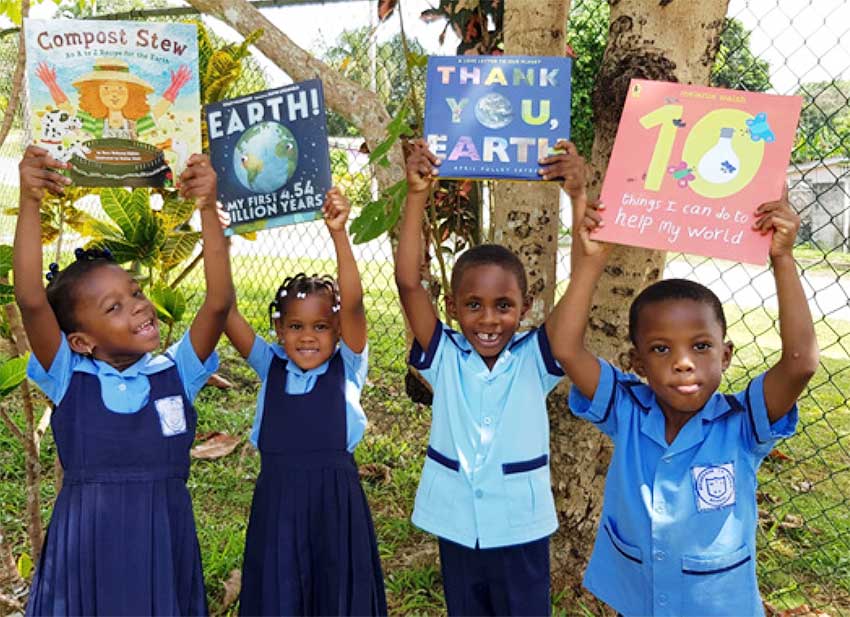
[481,306,499,325]
[673,351,695,372]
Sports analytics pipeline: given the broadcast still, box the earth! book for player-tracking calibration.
[424,55,572,180]
[206,79,332,236]
[25,18,200,187]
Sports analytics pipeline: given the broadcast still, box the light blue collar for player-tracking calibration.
[72,352,174,377]
[270,343,334,378]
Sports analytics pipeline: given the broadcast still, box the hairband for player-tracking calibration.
[74,247,114,262]
[45,262,59,282]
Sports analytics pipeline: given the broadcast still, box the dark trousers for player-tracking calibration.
[439,536,551,616]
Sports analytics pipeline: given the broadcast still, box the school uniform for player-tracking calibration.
[569,358,798,617]
[239,336,386,616]
[25,332,216,617]
[409,320,564,616]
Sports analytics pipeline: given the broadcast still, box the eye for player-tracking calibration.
[650,344,669,354]
[288,323,301,330]
[315,323,328,331]
[497,300,512,311]
[694,341,712,351]
[466,301,480,310]
[106,303,119,313]
[133,288,144,298]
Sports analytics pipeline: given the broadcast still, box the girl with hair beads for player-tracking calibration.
[15,146,233,616]
[224,187,386,616]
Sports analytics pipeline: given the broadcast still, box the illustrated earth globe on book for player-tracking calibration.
[233,121,298,194]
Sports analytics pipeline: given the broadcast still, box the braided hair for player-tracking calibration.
[268,273,340,331]
[45,247,118,333]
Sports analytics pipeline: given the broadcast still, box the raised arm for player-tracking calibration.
[756,188,819,422]
[13,147,70,368]
[323,187,367,353]
[180,154,234,362]
[543,142,613,398]
[394,140,440,349]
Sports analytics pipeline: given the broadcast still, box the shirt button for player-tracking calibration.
[655,503,665,514]
[483,416,492,426]
[658,593,668,606]
[474,489,484,499]
[654,550,666,561]
[118,383,127,392]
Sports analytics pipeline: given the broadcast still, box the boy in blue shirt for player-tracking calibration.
[548,191,819,616]
[395,139,587,615]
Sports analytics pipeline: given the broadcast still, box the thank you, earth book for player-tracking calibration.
[424,55,572,180]
[207,80,331,236]
[25,18,201,187]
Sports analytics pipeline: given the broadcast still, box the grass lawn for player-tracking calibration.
[1,258,848,615]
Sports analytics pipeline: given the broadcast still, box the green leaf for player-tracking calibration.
[99,188,138,237]
[160,197,195,231]
[0,283,14,305]
[0,355,28,397]
[0,245,12,279]
[159,232,201,273]
[17,551,32,580]
[149,286,187,325]
[368,100,413,167]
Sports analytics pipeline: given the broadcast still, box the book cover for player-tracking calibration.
[25,18,200,187]
[207,79,331,236]
[596,79,802,264]
[424,55,572,180]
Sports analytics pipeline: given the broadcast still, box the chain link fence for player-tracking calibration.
[0,0,847,614]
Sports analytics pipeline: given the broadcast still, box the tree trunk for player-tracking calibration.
[185,0,404,189]
[0,0,29,150]
[548,0,729,601]
[494,1,569,324]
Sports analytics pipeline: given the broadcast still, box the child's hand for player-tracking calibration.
[179,154,217,210]
[405,139,440,194]
[577,199,613,257]
[538,140,586,198]
[216,202,231,231]
[323,187,350,233]
[19,146,70,204]
[753,186,799,259]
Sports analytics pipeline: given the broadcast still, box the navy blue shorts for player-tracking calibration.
[439,536,550,616]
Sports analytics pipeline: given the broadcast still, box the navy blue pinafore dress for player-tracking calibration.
[26,365,207,616]
[239,352,387,616]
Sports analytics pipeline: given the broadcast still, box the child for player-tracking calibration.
[224,187,386,616]
[548,190,818,616]
[15,147,233,615]
[36,59,191,140]
[395,139,587,616]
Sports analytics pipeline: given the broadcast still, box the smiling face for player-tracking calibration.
[67,264,159,370]
[274,293,340,371]
[99,81,129,112]
[630,298,733,422]
[447,263,529,369]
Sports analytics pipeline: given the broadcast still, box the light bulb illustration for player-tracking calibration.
[696,127,740,185]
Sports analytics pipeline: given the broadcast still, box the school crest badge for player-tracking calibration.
[154,395,187,437]
[692,462,736,512]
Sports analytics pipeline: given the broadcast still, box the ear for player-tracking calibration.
[721,340,734,370]
[521,296,532,320]
[445,294,457,320]
[629,347,646,377]
[67,331,95,356]
[273,318,286,342]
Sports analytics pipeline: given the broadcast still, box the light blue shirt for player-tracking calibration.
[409,321,564,549]
[246,336,368,452]
[27,332,218,412]
[570,358,798,617]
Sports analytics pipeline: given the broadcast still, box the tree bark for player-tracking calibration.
[0,0,29,150]
[548,0,729,600]
[185,0,404,189]
[494,0,569,324]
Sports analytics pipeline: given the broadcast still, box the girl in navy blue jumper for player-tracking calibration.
[15,147,234,615]
[224,187,386,616]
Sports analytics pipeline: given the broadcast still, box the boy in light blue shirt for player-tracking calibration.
[549,189,819,616]
[395,139,587,616]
